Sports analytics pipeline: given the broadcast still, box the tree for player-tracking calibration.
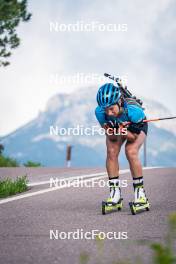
[0,0,31,67]
[23,161,42,167]
[0,143,4,155]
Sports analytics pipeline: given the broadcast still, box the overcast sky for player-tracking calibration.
[0,0,176,136]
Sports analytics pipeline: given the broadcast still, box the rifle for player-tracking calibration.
[104,73,143,106]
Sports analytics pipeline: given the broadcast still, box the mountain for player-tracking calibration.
[1,86,176,167]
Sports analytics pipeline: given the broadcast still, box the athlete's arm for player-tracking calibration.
[127,105,145,123]
[128,105,146,135]
[121,105,146,142]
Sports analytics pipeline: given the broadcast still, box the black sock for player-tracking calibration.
[133,176,143,190]
[108,176,119,187]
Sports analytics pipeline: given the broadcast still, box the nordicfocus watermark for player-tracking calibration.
[50,229,128,240]
[50,177,128,189]
[49,21,128,32]
[49,72,128,86]
[49,125,127,136]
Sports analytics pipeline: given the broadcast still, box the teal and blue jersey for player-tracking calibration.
[95,101,146,126]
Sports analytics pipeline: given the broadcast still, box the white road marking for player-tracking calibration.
[28,172,108,186]
[0,167,160,205]
[28,167,160,187]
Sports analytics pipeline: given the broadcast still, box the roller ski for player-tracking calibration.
[129,180,150,215]
[102,197,123,215]
[102,177,123,215]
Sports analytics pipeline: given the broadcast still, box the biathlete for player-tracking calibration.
[95,82,150,215]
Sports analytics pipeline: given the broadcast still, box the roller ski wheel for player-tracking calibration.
[129,199,150,215]
[102,198,123,215]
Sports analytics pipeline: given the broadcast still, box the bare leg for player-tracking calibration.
[106,135,125,178]
[125,131,146,178]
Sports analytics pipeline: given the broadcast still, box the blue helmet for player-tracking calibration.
[96,83,121,108]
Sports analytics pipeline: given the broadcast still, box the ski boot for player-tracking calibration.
[129,186,150,215]
[102,179,123,215]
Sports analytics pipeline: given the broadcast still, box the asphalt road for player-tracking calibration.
[0,167,176,264]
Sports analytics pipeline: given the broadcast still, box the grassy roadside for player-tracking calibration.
[79,212,176,264]
[0,175,28,198]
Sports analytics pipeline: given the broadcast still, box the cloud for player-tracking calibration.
[0,0,175,136]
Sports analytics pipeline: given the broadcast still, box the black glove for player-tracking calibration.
[106,120,119,129]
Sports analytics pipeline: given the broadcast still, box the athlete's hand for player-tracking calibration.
[103,121,119,136]
[103,125,115,136]
[107,120,119,128]
[120,121,130,128]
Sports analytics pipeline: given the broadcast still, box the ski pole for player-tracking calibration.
[124,116,176,126]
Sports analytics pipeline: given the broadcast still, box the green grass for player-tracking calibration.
[0,155,19,167]
[0,175,28,198]
[150,212,176,264]
[79,212,176,264]
[23,161,42,167]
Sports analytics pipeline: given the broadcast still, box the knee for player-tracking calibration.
[107,147,118,161]
[125,147,138,161]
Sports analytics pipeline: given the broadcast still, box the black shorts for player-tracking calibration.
[139,122,148,135]
[127,122,148,135]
